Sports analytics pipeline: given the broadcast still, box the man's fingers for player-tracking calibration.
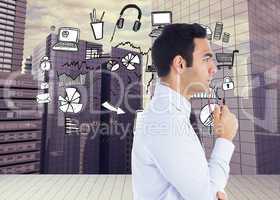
[216,191,227,200]
[213,105,221,123]
[221,105,229,115]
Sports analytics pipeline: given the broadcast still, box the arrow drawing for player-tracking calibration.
[102,101,125,114]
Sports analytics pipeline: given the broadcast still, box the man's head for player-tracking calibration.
[152,23,217,97]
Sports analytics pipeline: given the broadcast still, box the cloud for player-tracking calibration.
[24,0,152,59]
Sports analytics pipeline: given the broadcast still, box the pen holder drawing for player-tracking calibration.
[90,21,104,40]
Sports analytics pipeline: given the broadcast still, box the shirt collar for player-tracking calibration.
[153,81,192,119]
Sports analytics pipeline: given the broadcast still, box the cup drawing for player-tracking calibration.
[91,21,104,40]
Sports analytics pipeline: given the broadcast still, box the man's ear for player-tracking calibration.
[172,55,186,74]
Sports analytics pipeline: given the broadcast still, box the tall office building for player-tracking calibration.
[0,73,42,174]
[0,0,26,72]
[32,33,104,173]
[0,0,43,174]
[22,56,32,74]
[152,0,280,174]
[99,47,142,174]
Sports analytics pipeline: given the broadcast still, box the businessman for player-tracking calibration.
[132,23,238,200]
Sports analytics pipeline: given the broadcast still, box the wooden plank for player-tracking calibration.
[0,175,27,199]
[40,175,73,200]
[99,175,117,200]
[224,189,235,200]
[7,175,42,200]
[50,175,78,200]
[28,175,63,200]
[61,175,89,200]
[75,175,98,199]
[0,175,22,194]
[226,176,249,200]
[233,175,263,200]
[121,175,133,200]
[20,175,54,200]
[250,175,280,199]
[235,176,269,200]
[0,175,279,200]
[246,176,279,200]
[87,175,108,199]
[110,175,126,200]
[0,175,14,184]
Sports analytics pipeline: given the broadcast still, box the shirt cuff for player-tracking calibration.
[211,138,235,164]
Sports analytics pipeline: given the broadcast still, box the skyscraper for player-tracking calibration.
[99,47,143,174]
[0,0,26,72]
[151,0,280,174]
[32,33,104,173]
[0,0,43,174]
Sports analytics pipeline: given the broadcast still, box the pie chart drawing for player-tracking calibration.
[121,53,140,71]
[59,88,83,113]
[199,104,217,127]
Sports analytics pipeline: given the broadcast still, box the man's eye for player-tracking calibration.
[203,57,210,62]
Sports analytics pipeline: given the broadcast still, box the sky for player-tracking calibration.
[24,0,152,59]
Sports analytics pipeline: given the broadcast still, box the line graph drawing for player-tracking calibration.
[115,41,150,70]
[114,41,150,55]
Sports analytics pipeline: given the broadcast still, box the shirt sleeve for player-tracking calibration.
[145,117,235,200]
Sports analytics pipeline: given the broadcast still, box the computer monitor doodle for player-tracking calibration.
[62,30,69,38]
[149,11,172,38]
[151,11,172,26]
[58,28,79,42]
[52,27,80,51]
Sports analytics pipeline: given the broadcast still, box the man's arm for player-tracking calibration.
[145,106,237,200]
[146,118,234,200]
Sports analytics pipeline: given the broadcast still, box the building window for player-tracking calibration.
[0,2,15,9]
[0,46,12,52]
[0,7,15,15]
[2,0,16,5]
[0,13,14,20]
[0,18,14,25]
[3,58,11,63]
[0,52,11,57]
[0,40,13,47]
[0,29,14,36]
[0,35,13,41]
[0,24,14,31]
[86,48,99,60]
[0,63,11,70]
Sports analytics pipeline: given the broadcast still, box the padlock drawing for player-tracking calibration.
[222,76,234,91]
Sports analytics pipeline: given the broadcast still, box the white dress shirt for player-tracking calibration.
[132,83,235,200]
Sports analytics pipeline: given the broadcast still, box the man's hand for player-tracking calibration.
[213,105,238,141]
[216,191,227,200]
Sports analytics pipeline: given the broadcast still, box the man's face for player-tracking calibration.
[181,38,217,95]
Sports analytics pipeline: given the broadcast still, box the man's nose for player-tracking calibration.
[209,62,217,76]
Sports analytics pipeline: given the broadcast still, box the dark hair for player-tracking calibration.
[152,23,207,77]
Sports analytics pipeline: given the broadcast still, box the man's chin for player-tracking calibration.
[193,87,209,94]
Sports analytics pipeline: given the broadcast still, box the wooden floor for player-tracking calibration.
[0,175,279,200]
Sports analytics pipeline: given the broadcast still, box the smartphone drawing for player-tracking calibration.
[214,22,223,40]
